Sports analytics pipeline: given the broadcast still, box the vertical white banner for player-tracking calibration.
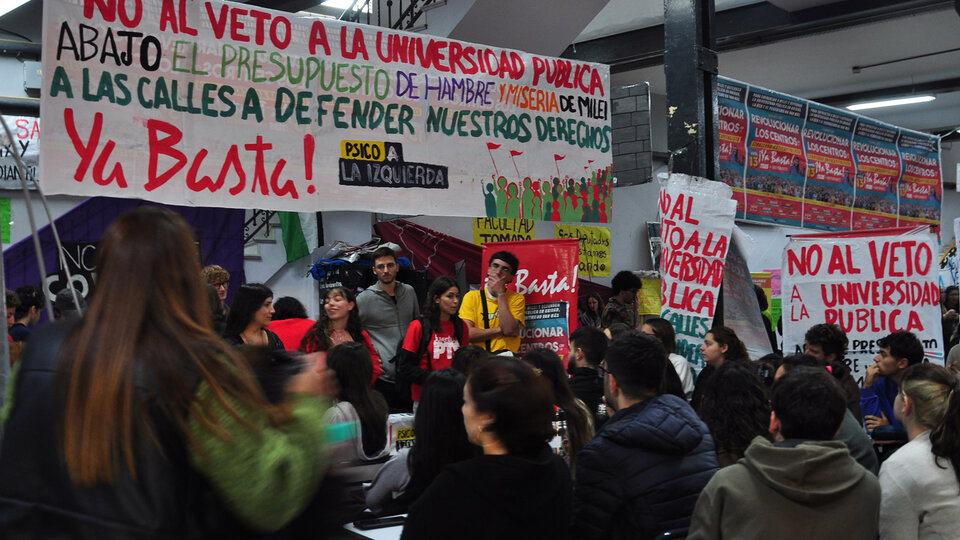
[658,173,737,373]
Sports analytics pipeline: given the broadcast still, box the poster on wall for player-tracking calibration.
[897,130,942,234]
[718,77,943,235]
[0,116,40,189]
[40,0,612,220]
[472,218,534,245]
[481,239,579,358]
[555,224,610,277]
[658,173,737,374]
[717,79,748,218]
[742,86,807,227]
[800,104,856,231]
[781,227,943,385]
[851,119,900,230]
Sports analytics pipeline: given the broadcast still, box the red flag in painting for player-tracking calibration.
[554,154,566,161]
[486,142,501,150]
[510,150,523,157]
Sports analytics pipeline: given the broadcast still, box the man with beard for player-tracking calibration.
[572,331,718,539]
[357,246,419,411]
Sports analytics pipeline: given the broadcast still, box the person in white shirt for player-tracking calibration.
[879,363,960,540]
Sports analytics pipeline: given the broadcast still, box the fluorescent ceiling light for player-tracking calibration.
[0,0,29,18]
[846,95,936,111]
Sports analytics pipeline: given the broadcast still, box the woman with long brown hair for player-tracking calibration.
[0,207,336,537]
[300,286,382,384]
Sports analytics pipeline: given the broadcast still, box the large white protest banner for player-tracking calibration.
[782,227,944,384]
[658,173,737,373]
[40,0,612,220]
[0,116,39,189]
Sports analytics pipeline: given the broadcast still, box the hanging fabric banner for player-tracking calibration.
[40,0,611,220]
[781,227,944,384]
[658,173,737,374]
[0,116,39,190]
[481,239,579,358]
[723,228,774,360]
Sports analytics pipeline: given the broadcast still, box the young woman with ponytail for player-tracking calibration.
[879,363,960,539]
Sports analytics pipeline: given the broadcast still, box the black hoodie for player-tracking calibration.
[400,444,572,540]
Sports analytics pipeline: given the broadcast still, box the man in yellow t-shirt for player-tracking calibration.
[459,250,525,353]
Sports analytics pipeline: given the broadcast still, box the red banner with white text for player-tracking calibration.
[481,239,579,359]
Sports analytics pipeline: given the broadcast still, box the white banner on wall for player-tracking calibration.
[658,173,737,373]
[782,228,944,384]
[40,0,612,219]
[0,116,39,189]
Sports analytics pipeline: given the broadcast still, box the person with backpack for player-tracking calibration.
[398,277,470,409]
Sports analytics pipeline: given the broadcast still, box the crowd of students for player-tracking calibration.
[1,206,959,539]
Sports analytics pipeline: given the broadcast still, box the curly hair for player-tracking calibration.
[700,361,771,463]
[299,287,364,352]
[200,264,230,285]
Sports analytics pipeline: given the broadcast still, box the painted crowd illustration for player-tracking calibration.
[480,143,613,223]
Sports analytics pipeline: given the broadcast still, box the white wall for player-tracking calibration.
[244,211,373,319]
[406,173,661,288]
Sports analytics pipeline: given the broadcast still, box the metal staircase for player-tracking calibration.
[339,0,445,33]
[243,209,280,260]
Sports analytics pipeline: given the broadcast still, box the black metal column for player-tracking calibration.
[663,0,718,179]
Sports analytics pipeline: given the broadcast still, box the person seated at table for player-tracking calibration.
[400,356,572,540]
[323,342,391,463]
[363,370,476,515]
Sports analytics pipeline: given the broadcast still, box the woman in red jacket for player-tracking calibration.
[300,287,382,384]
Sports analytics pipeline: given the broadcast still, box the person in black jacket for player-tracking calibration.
[573,331,719,540]
[568,325,608,426]
[401,356,572,540]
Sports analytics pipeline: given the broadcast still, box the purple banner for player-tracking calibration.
[4,197,245,317]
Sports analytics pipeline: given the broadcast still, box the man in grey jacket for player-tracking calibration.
[357,246,419,411]
[688,367,880,540]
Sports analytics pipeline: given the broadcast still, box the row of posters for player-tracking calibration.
[718,78,942,234]
[39,0,612,221]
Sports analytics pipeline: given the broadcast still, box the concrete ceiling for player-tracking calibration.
[608,8,960,134]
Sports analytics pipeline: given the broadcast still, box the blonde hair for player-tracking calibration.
[900,363,960,491]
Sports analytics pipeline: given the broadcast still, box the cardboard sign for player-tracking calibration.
[473,218,534,245]
[555,224,610,277]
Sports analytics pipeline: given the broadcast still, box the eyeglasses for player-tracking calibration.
[375,262,397,271]
[597,361,610,377]
[213,282,229,289]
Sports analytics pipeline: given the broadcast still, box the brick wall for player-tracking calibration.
[611,83,653,186]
